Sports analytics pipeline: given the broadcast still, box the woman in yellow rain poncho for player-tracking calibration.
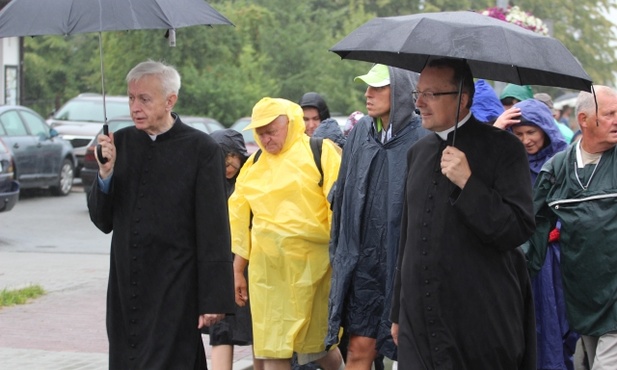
[229,97,343,369]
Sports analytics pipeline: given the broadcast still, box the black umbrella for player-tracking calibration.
[0,0,233,162]
[331,11,592,92]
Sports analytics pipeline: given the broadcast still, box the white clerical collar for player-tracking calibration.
[435,112,472,140]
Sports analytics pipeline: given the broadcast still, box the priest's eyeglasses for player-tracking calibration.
[412,90,459,101]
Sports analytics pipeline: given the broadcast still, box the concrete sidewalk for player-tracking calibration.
[0,251,254,370]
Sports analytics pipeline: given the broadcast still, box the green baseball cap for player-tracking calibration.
[354,64,390,87]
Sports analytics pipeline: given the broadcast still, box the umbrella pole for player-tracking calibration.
[98,31,108,133]
[452,78,463,147]
[97,31,109,164]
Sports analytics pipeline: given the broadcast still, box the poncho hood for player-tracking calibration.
[313,118,346,148]
[299,92,331,120]
[386,66,419,136]
[471,79,504,123]
[512,99,567,182]
[500,83,534,101]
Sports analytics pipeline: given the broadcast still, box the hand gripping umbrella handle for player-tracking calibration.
[96,124,109,165]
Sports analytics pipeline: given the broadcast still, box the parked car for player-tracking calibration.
[0,105,77,196]
[80,115,225,194]
[183,116,225,133]
[230,117,259,154]
[47,93,130,173]
[0,138,19,212]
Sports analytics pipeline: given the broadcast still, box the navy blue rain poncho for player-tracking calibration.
[512,99,575,370]
[313,118,346,148]
[326,66,430,360]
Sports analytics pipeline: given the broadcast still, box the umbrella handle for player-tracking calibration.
[96,124,109,165]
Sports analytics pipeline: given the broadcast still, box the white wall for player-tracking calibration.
[1,37,20,105]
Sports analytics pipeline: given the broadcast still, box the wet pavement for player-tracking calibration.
[0,251,253,369]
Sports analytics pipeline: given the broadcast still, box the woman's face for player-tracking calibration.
[225,153,241,179]
[512,124,546,155]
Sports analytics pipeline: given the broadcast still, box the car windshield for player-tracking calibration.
[53,99,129,122]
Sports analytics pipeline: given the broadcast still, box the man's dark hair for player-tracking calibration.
[427,58,475,108]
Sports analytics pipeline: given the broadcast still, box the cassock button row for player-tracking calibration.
[429,320,435,324]
[132,243,138,248]
[422,251,427,255]
[428,194,433,199]
[423,222,428,227]
[431,332,436,337]
[432,180,437,185]
[132,256,137,261]
[423,265,428,270]
[131,281,137,286]
[130,319,136,324]
[424,279,429,284]
[133,231,138,235]
[422,237,427,242]
[426,209,431,213]
[434,347,439,352]
[425,292,431,297]
[131,343,136,348]
[427,306,432,311]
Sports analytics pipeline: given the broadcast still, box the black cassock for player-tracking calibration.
[89,115,234,369]
[392,117,536,370]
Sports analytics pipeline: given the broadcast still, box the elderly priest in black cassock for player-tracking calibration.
[89,60,235,369]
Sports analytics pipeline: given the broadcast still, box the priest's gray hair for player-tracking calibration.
[126,59,181,96]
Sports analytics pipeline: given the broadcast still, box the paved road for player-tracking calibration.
[0,185,253,369]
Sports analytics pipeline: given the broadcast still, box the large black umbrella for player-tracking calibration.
[331,11,592,91]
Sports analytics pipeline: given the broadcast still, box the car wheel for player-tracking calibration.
[50,158,74,196]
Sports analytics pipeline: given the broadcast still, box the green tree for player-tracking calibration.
[21,0,617,122]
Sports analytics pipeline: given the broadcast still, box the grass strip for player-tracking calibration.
[0,285,45,307]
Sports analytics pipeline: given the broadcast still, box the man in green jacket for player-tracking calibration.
[525,85,617,369]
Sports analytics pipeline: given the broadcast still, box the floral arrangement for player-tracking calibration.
[481,6,549,36]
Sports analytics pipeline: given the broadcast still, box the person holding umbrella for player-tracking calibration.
[90,60,235,369]
[391,58,536,369]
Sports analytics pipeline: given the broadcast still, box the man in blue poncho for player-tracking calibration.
[326,64,429,368]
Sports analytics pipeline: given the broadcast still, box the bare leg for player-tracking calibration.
[345,335,377,370]
[315,347,344,370]
[253,349,266,370]
[211,345,233,370]
[264,358,292,370]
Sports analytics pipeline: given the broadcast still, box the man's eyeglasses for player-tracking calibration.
[412,90,459,101]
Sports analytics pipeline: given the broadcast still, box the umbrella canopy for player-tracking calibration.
[331,11,592,91]
[0,0,233,163]
[0,0,233,37]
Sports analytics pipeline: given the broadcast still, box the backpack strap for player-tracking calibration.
[310,137,324,187]
[253,149,262,164]
[252,138,323,187]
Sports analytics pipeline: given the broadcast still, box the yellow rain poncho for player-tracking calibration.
[229,98,341,358]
